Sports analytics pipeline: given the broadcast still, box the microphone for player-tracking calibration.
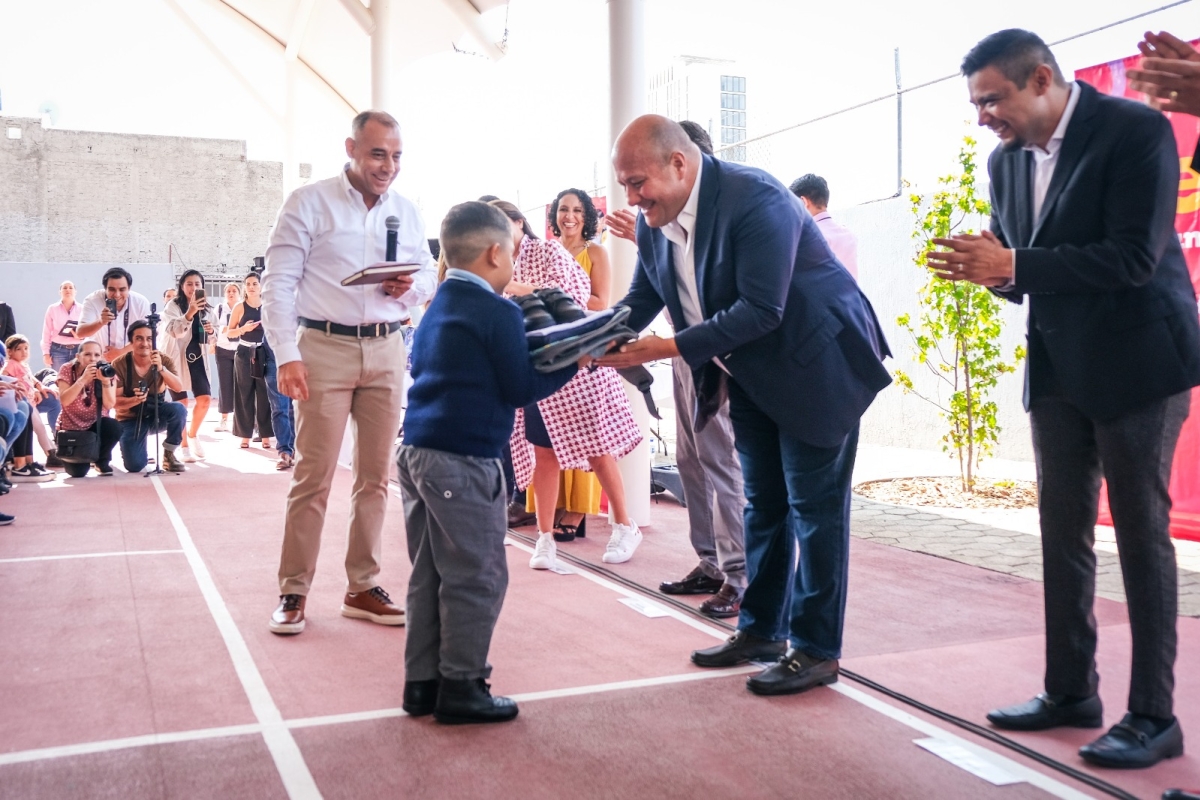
[385,216,399,262]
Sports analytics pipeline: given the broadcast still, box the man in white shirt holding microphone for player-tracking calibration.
[262,110,437,635]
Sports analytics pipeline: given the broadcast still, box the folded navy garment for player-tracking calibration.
[528,306,637,372]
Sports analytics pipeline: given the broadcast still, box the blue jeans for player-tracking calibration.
[262,343,295,456]
[49,342,80,373]
[38,394,61,430]
[118,399,187,472]
[0,399,32,464]
[728,380,859,661]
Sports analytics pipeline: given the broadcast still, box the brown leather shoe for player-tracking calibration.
[699,583,742,618]
[342,586,406,626]
[507,501,536,528]
[276,452,294,470]
[269,594,306,635]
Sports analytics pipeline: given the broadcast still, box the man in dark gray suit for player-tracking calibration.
[930,29,1200,770]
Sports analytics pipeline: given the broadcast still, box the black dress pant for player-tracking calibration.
[1031,390,1190,719]
[233,346,274,440]
[216,347,237,415]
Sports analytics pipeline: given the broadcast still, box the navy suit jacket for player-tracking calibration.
[616,156,892,448]
[990,82,1200,420]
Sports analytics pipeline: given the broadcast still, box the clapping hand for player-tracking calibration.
[607,209,638,243]
[1129,31,1200,116]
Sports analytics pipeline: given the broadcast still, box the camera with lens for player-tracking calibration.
[97,361,117,379]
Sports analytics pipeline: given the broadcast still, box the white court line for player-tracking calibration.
[284,665,761,731]
[504,533,1092,800]
[0,724,263,767]
[0,550,184,564]
[831,684,1093,800]
[149,477,322,800]
[0,666,761,766]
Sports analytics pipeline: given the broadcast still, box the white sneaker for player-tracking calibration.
[602,522,643,564]
[216,418,229,432]
[529,532,557,570]
[179,447,197,463]
[190,438,206,459]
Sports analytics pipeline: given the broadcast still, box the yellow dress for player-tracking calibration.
[527,243,604,516]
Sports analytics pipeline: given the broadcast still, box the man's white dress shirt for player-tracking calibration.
[262,169,438,365]
[812,212,859,280]
[1003,81,1081,286]
[661,169,705,329]
[1027,81,1082,223]
[77,289,151,349]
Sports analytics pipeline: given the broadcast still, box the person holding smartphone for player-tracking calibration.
[162,270,216,462]
[75,268,151,363]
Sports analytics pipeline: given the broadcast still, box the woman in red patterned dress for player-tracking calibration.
[490,201,644,570]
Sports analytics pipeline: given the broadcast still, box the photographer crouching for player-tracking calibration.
[55,340,120,477]
[113,320,187,473]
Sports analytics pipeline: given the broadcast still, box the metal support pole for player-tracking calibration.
[607,0,650,527]
[894,47,903,196]
[371,0,394,113]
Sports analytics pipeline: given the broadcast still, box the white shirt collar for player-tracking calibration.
[1025,81,1081,157]
[339,167,390,207]
[664,166,703,247]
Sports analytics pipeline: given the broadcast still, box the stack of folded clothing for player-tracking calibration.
[515,288,659,419]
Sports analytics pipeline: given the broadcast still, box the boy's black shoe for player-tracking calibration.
[513,294,556,332]
[434,678,519,724]
[535,287,587,324]
[402,679,440,717]
[0,512,13,526]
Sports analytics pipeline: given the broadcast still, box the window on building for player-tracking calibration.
[719,75,747,162]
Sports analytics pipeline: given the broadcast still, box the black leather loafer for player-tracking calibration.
[1163,789,1200,799]
[986,693,1103,731]
[402,679,440,717]
[691,630,785,668]
[434,678,519,725]
[746,649,839,696]
[1079,715,1184,769]
[660,566,723,596]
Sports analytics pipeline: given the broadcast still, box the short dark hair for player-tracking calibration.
[102,267,133,289]
[548,189,600,240]
[961,29,1065,88]
[489,200,538,240]
[679,120,714,155]
[351,110,400,137]
[789,174,830,208]
[127,319,152,340]
[477,195,500,203]
[440,201,513,270]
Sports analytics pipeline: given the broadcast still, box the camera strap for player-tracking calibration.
[122,353,136,397]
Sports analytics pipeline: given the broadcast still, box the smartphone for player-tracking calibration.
[194,288,205,302]
[137,380,148,395]
[105,298,118,315]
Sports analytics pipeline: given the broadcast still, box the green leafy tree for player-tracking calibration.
[895,136,1026,492]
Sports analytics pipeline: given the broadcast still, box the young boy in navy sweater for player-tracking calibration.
[397,201,578,724]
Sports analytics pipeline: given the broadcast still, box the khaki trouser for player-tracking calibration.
[277,327,405,595]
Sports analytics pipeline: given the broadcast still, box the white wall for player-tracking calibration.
[841,196,1034,463]
[0,263,177,349]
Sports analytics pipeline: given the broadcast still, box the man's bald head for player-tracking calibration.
[615,114,698,165]
[612,115,702,228]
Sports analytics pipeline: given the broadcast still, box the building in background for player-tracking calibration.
[648,56,751,162]
[0,117,300,275]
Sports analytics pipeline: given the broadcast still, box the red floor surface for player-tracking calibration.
[1,426,1197,798]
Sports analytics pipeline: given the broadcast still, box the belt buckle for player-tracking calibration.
[324,320,332,337]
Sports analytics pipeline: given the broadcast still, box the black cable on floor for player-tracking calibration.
[507,529,1141,800]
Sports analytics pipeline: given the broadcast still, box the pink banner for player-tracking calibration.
[1079,46,1200,541]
